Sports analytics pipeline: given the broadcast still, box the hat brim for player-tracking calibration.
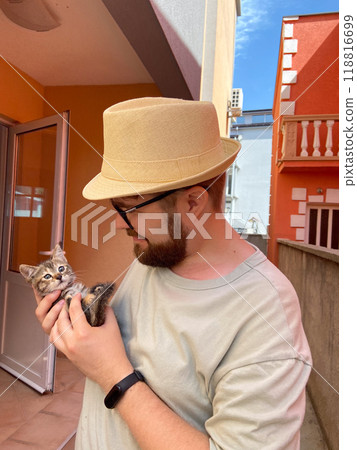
[83,138,240,200]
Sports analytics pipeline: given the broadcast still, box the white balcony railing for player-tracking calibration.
[280,114,339,160]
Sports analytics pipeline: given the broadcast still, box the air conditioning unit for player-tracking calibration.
[229,88,243,118]
[231,88,243,109]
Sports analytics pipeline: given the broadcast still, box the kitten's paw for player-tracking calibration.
[82,282,116,327]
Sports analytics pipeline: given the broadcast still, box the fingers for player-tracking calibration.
[40,300,65,335]
[50,294,88,347]
[68,293,90,329]
[35,290,63,335]
[34,289,60,314]
[51,294,88,355]
[50,303,72,347]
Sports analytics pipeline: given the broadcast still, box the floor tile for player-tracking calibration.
[42,391,83,419]
[0,440,45,449]
[0,360,84,449]
[0,368,18,387]
[0,423,22,444]
[12,380,55,421]
[60,433,76,450]
[0,386,27,428]
[67,376,85,394]
[7,411,76,449]
[54,358,85,393]
[301,393,328,449]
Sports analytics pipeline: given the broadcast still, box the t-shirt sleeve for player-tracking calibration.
[206,358,311,450]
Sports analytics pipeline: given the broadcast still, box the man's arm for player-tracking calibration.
[38,294,209,450]
[206,359,310,449]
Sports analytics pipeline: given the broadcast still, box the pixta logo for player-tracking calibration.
[71,203,269,249]
[71,203,117,249]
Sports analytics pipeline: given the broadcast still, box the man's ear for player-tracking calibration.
[180,186,209,213]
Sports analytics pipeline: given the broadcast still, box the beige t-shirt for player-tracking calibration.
[75,247,312,449]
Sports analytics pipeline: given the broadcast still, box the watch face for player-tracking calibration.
[104,384,122,409]
[104,371,144,409]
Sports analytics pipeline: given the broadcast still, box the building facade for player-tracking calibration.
[267,12,339,265]
[226,109,273,254]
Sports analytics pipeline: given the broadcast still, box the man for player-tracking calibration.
[36,98,312,449]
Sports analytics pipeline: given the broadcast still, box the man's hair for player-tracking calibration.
[161,173,227,212]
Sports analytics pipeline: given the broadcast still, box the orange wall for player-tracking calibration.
[0,59,45,122]
[1,56,161,286]
[290,15,339,115]
[268,170,339,263]
[268,14,339,264]
[44,84,161,286]
[272,13,338,119]
[0,59,49,269]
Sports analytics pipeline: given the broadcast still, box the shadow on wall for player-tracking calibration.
[102,0,202,100]
[149,0,203,100]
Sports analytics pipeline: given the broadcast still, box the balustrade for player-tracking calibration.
[280,115,339,160]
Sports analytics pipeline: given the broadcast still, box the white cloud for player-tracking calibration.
[235,0,272,58]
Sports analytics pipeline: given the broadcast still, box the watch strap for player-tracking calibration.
[118,370,144,392]
[104,370,144,409]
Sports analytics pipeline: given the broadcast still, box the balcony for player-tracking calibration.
[277,115,339,173]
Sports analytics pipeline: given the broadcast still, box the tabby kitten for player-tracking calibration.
[19,244,115,327]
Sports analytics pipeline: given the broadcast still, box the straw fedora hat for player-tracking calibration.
[83,97,240,200]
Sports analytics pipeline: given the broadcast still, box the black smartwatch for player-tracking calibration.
[104,370,145,409]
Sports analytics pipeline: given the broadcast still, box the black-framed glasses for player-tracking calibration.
[112,190,179,230]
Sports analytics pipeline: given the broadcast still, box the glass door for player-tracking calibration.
[0,113,68,393]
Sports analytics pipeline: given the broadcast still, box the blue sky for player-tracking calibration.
[233,0,339,111]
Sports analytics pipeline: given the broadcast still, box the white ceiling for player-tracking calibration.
[0,0,153,86]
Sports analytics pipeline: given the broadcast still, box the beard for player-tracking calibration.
[127,214,189,268]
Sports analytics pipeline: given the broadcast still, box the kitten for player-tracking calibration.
[19,244,115,327]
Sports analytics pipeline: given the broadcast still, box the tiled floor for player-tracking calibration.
[0,355,85,449]
[1,359,327,449]
[301,394,328,450]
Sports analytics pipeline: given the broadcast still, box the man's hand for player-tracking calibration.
[34,289,64,335]
[49,294,133,391]
[35,292,209,450]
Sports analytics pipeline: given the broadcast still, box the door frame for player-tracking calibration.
[0,112,69,392]
[0,116,17,278]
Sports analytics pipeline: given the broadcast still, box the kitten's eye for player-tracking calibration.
[58,266,65,273]
[44,274,52,280]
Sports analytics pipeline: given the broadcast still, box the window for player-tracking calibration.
[306,205,339,250]
[14,185,45,218]
[233,116,245,125]
[225,164,239,199]
[226,167,233,196]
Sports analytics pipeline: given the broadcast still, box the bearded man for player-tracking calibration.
[35,98,311,450]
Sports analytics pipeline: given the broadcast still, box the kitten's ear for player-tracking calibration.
[52,243,67,262]
[19,264,38,282]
